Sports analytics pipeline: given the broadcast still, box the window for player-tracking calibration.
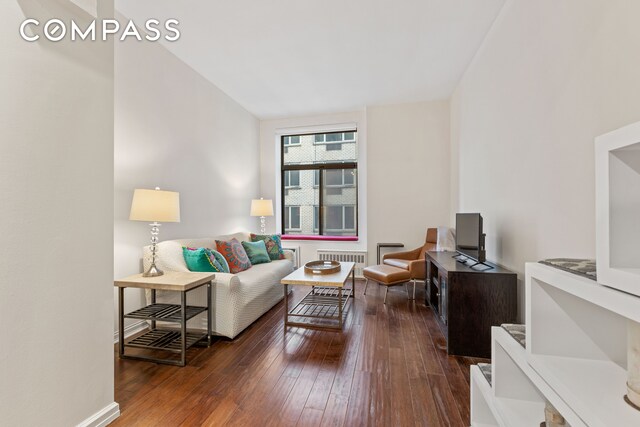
[284,170,300,188]
[283,135,301,146]
[284,206,301,230]
[325,169,355,187]
[281,130,358,237]
[313,206,319,231]
[325,205,356,231]
[314,132,355,144]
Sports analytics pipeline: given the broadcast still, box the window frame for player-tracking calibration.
[281,131,358,237]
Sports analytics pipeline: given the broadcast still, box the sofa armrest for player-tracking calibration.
[283,249,295,263]
[213,272,241,291]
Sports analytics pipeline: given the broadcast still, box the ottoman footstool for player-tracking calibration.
[363,264,416,303]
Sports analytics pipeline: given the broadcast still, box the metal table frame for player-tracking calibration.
[283,267,355,331]
[117,280,212,367]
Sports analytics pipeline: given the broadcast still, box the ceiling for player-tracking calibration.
[116,0,506,119]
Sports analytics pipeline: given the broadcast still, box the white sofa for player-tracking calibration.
[143,232,294,339]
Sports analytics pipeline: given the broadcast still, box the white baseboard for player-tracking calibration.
[76,402,120,427]
[113,320,148,344]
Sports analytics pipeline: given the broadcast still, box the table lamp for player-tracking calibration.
[250,198,273,234]
[129,187,181,277]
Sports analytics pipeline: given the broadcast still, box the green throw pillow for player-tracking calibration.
[250,233,285,261]
[182,247,229,273]
[241,240,271,265]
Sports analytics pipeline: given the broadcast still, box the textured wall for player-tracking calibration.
[0,1,116,425]
[451,0,640,318]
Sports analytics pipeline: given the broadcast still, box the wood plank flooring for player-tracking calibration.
[113,280,487,426]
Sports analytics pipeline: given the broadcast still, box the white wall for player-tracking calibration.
[259,102,451,267]
[259,111,368,265]
[450,0,640,317]
[114,34,260,332]
[0,1,116,425]
[367,101,451,259]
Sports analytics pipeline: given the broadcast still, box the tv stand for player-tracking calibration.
[425,251,517,358]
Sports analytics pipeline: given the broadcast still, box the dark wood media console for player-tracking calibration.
[425,251,517,358]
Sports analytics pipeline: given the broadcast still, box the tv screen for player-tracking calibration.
[456,213,485,263]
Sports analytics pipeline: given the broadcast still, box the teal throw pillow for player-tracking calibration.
[250,233,285,261]
[241,240,271,265]
[182,247,229,273]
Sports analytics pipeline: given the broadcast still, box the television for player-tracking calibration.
[455,213,486,263]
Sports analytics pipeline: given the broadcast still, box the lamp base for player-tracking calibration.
[142,263,164,277]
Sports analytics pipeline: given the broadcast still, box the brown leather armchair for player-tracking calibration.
[382,228,438,281]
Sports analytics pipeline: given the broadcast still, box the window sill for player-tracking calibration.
[281,235,359,242]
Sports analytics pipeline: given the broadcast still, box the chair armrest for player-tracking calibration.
[382,247,421,261]
[407,259,426,280]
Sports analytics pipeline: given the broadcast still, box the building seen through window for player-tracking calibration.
[281,131,358,236]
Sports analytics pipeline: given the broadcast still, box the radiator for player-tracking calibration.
[316,249,368,278]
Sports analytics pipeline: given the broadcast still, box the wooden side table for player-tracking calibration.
[114,271,214,366]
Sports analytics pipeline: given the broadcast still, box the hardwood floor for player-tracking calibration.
[113,281,487,426]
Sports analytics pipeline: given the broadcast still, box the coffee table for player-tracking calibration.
[281,261,355,330]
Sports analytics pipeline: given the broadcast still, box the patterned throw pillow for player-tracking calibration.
[215,238,252,273]
[208,249,230,273]
[250,233,285,261]
[183,247,228,273]
[241,240,271,265]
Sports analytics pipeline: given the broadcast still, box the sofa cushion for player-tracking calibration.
[250,233,285,261]
[242,240,271,265]
[235,259,294,289]
[216,238,252,273]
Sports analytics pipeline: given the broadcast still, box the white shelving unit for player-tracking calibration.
[471,121,640,426]
[526,262,640,427]
[596,121,640,297]
[471,326,585,427]
[470,365,500,427]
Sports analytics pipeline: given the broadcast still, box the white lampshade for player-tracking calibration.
[250,198,274,217]
[129,188,181,222]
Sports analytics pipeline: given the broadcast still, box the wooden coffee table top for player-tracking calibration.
[281,262,355,287]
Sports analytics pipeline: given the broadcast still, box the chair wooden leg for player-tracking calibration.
[363,278,369,295]
[412,279,416,300]
[383,286,388,304]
